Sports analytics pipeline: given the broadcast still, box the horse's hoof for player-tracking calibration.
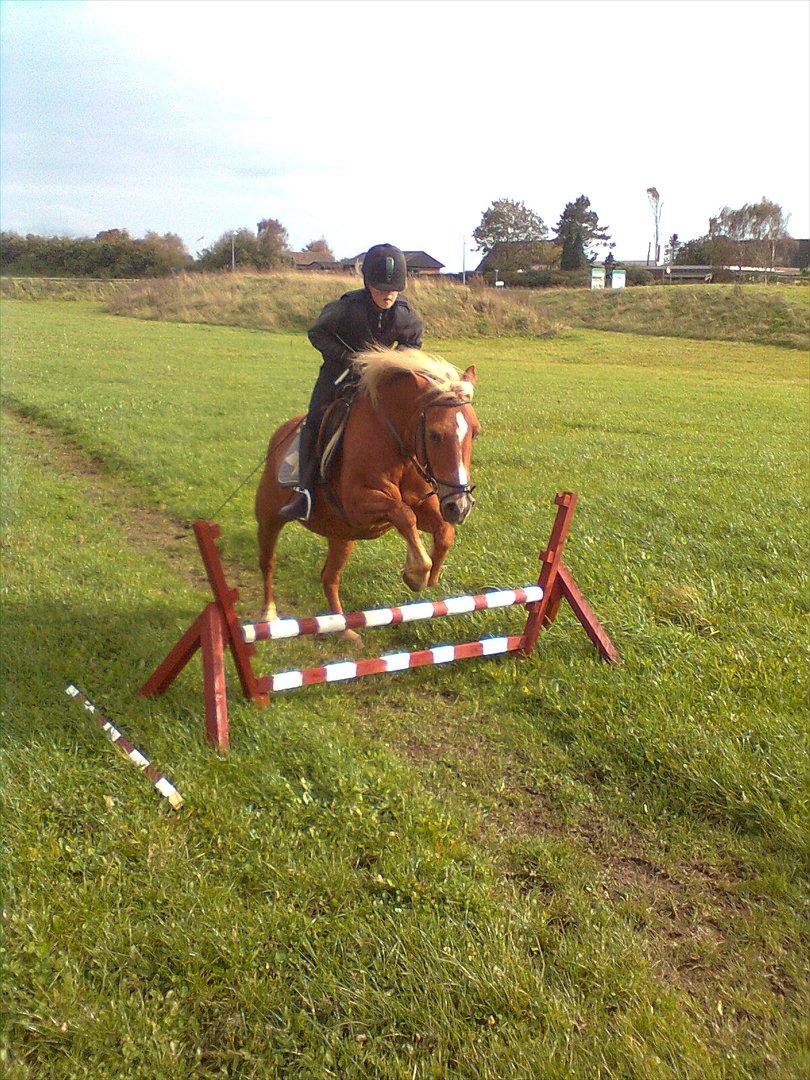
[260,603,278,623]
[402,568,429,592]
[337,628,362,647]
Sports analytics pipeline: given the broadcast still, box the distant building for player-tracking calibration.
[618,259,802,283]
[782,238,809,269]
[401,250,445,275]
[288,250,343,272]
[335,251,445,276]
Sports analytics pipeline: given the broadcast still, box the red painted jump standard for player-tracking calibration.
[140,492,621,753]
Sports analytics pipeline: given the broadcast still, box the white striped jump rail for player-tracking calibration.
[242,585,543,643]
[256,634,527,695]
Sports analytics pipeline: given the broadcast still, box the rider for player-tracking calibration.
[278,243,424,521]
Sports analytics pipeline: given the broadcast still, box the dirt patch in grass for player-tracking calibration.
[354,697,758,1005]
[2,404,260,599]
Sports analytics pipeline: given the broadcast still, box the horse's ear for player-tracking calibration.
[462,365,477,385]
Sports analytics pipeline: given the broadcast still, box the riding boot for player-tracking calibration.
[278,423,318,521]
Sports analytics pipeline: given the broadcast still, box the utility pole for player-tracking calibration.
[231,233,235,272]
[646,187,662,266]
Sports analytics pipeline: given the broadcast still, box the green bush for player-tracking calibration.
[711,267,736,284]
[624,266,654,286]
[547,268,590,288]
[497,268,591,289]
[0,230,193,278]
[500,269,552,287]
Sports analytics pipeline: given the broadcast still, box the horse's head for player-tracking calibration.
[353,348,481,525]
[421,365,480,525]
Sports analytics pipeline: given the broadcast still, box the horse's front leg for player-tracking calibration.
[415,497,455,588]
[384,499,433,592]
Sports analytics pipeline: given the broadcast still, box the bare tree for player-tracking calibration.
[709,198,790,284]
[749,198,790,278]
[646,187,663,264]
[710,205,756,289]
[303,237,335,260]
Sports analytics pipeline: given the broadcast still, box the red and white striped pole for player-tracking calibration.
[243,585,543,642]
[255,634,526,695]
[66,685,183,809]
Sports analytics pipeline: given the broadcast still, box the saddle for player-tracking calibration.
[277,393,354,489]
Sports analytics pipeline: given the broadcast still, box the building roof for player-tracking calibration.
[290,250,334,266]
[343,250,445,271]
[402,250,444,270]
[475,240,559,272]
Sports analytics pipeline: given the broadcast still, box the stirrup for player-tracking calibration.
[278,488,312,522]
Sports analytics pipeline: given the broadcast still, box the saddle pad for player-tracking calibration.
[277,400,352,489]
[278,422,304,488]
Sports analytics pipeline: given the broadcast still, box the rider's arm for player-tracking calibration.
[307,299,353,368]
[394,302,424,351]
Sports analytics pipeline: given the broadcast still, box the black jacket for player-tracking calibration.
[307,288,423,372]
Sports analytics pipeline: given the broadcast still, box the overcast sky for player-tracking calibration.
[1,0,808,271]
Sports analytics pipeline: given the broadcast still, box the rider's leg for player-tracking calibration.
[278,364,338,522]
[277,421,318,521]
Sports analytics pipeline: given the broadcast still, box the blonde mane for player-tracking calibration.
[352,347,472,405]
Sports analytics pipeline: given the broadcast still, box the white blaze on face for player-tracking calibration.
[455,411,469,486]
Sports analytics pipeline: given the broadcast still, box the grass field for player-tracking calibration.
[2,298,808,1077]
[522,281,809,351]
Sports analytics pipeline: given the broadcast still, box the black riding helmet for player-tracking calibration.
[362,243,407,292]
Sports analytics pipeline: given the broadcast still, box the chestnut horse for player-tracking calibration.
[255,348,480,640]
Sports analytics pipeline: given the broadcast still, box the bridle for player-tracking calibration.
[374,388,477,514]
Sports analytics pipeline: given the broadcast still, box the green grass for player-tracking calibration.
[0,276,133,302]
[5,271,808,348]
[100,271,562,339]
[2,298,808,1077]
[522,282,810,350]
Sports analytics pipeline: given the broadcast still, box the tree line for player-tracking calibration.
[0,219,333,278]
[472,193,797,276]
[473,195,610,270]
[670,199,793,272]
[0,229,194,278]
[2,195,798,281]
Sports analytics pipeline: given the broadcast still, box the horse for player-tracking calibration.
[255,348,480,641]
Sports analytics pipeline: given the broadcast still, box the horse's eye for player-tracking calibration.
[429,431,441,444]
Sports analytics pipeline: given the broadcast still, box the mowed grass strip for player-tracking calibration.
[2,298,808,1076]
